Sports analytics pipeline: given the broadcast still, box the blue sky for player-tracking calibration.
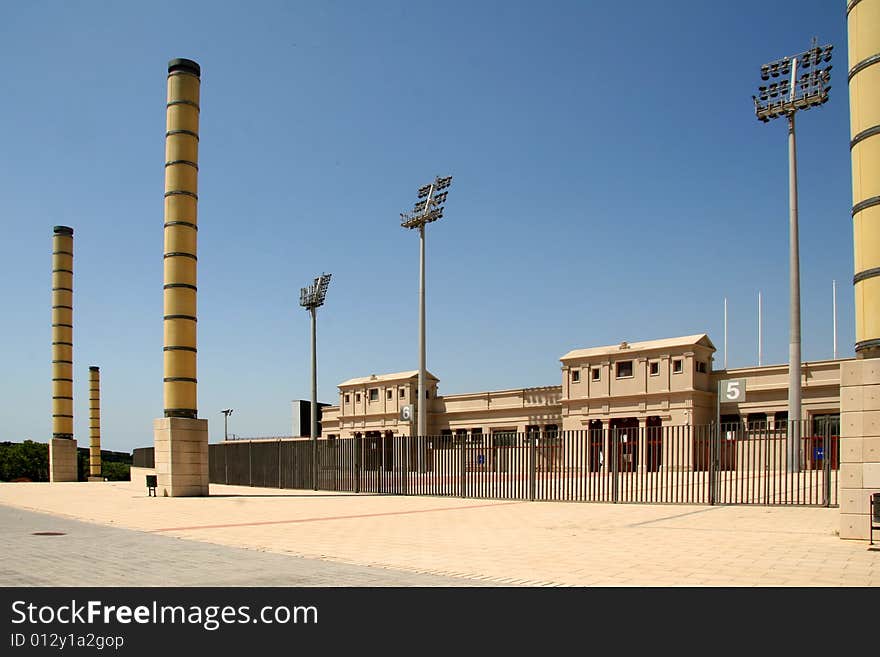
[0,1,854,452]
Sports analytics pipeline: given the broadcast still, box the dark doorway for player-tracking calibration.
[646,416,662,472]
[588,420,604,472]
[383,431,394,472]
[611,417,639,472]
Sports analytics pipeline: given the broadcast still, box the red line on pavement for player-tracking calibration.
[151,500,525,533]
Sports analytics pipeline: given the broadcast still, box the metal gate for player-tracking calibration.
[208,421,838,507]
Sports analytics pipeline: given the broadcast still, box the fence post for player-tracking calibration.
[248,441,253,487]
[378,435,383,495]
[224,444,228,485]
[355,434,361,494]
[823,427,831,507]
[278,439,282,489]
[611,428,619,503]
[529,435,536,501]
[709,424,717,505]
[460,437,466,498]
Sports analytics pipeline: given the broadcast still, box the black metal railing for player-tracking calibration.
[206,421,838,507]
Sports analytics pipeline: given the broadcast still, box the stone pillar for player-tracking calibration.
[154,57,208,497]
[88,366,102,481]
[50,225,77,482]
[840,0,880,538]
[840,360,880,538]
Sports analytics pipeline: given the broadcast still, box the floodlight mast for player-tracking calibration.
[752,41,833,473]
[300,273,332,490]
[400,176,452,464]
[221,409,233,441]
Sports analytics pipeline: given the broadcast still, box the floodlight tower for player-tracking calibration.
[221,408,233,441]
[300,273,331,489]
[752,40,833,471]
[400,175,452,446]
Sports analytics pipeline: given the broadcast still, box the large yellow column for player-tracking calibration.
[840,0,880,539]
[88,366,102,480]
[154,57,208,497]
[50,225,77,482]
[851,0,880,357]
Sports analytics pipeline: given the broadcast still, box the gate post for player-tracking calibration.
[708,424,718,505]
[528,434,536,501]
[611,428,619,503]
[355,434,361,494]
[403,435,410,496]
[460,436,466,498]
[378,434,384,494]
[823,428,831,508]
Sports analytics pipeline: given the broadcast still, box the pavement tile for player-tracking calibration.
[0,480,876,587]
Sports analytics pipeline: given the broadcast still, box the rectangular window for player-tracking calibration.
[616,361,633,378]
[369,388,379,402]
[592,368,600,381]
[649,362,659,376]
[355,393,361,403]
[696,361,707,373]
[672,359,683,374]
[344,394,350,404]
[387,389,393,400]
[400,388,406,398]
[571,369,580,383]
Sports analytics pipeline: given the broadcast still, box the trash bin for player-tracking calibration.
[146,474,157,497]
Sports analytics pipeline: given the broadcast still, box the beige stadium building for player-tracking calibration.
[320,333,845,448]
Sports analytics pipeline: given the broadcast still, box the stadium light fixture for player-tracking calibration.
[751,39,832,472]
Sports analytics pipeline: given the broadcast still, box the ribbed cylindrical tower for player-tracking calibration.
[89,366,101,477]
[51,226,74,439]
[849,0,880,358]
[163,58,200,417]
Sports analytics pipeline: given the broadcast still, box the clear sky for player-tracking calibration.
[0,1,855,452]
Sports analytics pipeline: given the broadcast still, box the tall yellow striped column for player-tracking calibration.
[850,0,880,357]
[840,0,880,540]
[164,58,200,417]
[154,57,209,497]
[50,225,77,482]
[89,366,101,478]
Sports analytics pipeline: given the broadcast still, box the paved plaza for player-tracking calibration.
[0,479,877,586]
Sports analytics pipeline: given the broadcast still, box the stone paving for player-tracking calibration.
[0,480,877,586]
[0,505,492,587]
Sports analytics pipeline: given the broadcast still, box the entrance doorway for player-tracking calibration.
[610,417,638,472]
[646,416,662,472]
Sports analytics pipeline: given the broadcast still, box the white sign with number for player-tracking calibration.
[719,378,746,403]
[399,404,414,422]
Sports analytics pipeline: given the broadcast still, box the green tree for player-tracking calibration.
[0,441,49,482]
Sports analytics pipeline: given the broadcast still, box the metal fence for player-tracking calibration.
[132,447,154,469]
[207,421,838,507]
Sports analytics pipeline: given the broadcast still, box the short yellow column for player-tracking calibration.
[88,366,102,480]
